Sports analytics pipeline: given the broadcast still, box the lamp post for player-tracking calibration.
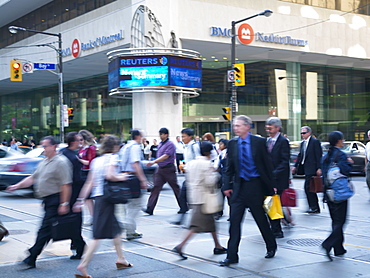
[230,10,272,130]
[9,26,65,143]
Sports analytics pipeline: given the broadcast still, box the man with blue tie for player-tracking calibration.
[219,115,277,266]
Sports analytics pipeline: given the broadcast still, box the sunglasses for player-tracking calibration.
[301,132,307,135]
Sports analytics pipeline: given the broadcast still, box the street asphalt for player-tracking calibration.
[1,174,370,278]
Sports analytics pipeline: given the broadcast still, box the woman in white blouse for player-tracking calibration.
[73,135,132,278]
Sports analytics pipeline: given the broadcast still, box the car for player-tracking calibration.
[0,145,157,193]
[0,144,67,190]
[0,145,25,159]
[290,140,366,175]
[321,141,366,174]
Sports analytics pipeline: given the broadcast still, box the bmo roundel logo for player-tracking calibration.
[72,39,81,58]
[237,23,254,45]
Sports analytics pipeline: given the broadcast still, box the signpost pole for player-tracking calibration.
[230,10,272,136]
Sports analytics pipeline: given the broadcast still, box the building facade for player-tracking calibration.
[1,0,370,143]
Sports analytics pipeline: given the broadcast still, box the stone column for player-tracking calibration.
[132,91,183,141]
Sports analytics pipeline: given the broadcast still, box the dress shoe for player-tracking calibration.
[306,209,320,214]
[265,249,276,258]
[335,249,347,256]
[321,244,333,261]
[126,232,143,240]
[20,257,36,269]
[213,247,227,255]
[172,246,187,260]
[219,258,238,266]
[142,208,153,215]
[273,232,284,238]
[70,254,82,260]
[170,220,182,225]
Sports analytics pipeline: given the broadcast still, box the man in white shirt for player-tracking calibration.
[365,130,370,192]
[175,136,185,174]
[119,130,148,240]
[171,128,201,225]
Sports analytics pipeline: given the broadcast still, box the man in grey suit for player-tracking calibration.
[265,117,290,238]
[219,115,277,266]
[292,126,322,213]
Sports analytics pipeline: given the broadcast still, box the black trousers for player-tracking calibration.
[27,194,85,263]
[70,211,86,255]
[178,180,189,213]
[176,153,184,173]
[304,174,320,211]
[227,178,277,262]
[322,199,348,255]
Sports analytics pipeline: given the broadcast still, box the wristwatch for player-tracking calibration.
[59,202,69,206]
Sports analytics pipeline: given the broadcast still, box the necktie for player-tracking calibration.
[268,139,274,153]
[301,140,307,164]
[241,141,251,180]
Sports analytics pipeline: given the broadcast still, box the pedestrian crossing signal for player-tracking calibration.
[222,107,231,121]
[234,63,245,86]
[10,60,22,81]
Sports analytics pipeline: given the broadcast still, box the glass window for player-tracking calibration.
[0,0,117,48]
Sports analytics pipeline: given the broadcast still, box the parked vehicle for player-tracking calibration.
[290,140,366,175]
[321,141,366,174]
[0,146,157,192]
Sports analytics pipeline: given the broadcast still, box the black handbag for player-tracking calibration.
[103,179,132,204]
[51,213,80,241]
[126,174,141,198]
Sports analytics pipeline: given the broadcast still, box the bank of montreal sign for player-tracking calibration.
[210,24,308,47]
[62,30,124,57]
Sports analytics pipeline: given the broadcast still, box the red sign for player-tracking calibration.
[72,39,81,58]
[237,23,254,45]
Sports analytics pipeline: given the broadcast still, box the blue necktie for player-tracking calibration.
[241,141,250,180]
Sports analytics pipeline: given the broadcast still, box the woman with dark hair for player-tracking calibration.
[73,135,132,278]
[78,130,97,225]
[172,141,227,259]
[321,131,353,261]
[202,132,218,163]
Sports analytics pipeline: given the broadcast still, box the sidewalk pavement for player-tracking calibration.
[1,175,370,277]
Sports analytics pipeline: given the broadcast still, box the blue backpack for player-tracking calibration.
[325,152,354,203]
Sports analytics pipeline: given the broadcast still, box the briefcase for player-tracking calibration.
[309,176,323,193]
[281,188,297,207]
[51,213,80,242]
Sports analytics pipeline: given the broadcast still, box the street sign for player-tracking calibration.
[227,70,235,82]
[63,105,69,127]
[34,63,56,70]
[22,62,33,73]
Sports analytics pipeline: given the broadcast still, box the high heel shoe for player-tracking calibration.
[74,274,92,278]
[116,262,133,269]
[172,246,188,260]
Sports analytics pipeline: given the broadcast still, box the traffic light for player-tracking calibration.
[234,63,245,86]
[222,107,231,121]
[10,60,22,81]
[68,108,74,121]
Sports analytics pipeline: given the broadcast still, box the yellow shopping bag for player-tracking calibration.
[263,194,284,220]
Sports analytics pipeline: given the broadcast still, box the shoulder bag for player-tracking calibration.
[201,185,223,214]
[103,155,132,204]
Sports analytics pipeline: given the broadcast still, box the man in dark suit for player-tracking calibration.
[219,115,277,267]
[292,126,322,213]
[265,117,290,238]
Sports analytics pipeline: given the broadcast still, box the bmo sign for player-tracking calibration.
[210,24,308,47]
[237,23,254,45]
[72,39,81,58]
